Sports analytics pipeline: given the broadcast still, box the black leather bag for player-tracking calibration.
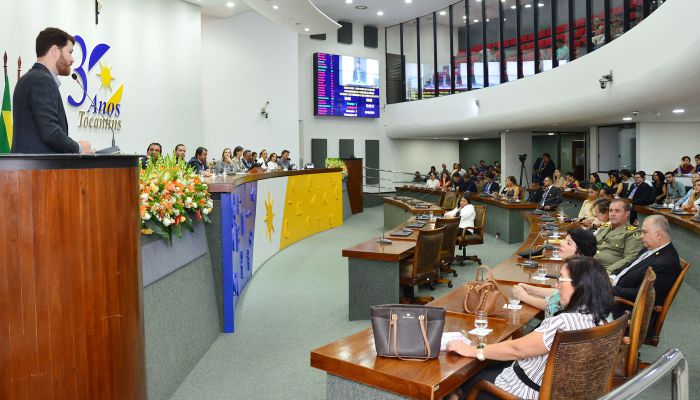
[370,304,445,361]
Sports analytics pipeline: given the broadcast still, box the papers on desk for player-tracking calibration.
[441,332,471,351]
[467,328,493,336]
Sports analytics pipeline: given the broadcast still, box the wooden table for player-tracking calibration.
[383,197,445,230]
[395,186,445,205]
[469,195,537,244]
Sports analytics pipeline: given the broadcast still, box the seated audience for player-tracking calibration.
[231,146,245,173]
[611,216,681,334]
[141,142,162,169]
[578,187,598,221]
[538,176,563,210]
[675,155,694,175]
[552,169,566,188]
[425,172,440,189]
[513,228,598,315]
[188,146,212,176]
[498,176,521,199]
[533,152,556,184]
[562,172,580,190]
[695,154,700,174]
[492,161,501,175]
[681,179,700,212]
[440,163,450,177]
[425,166,438,182]
[447,257,614,400]
[457,163,467,177]
[267,153,280,170]
[665,171,686,202]
[619,169,634,193]
[279,150,292,170]
[594,199,645,273]
[478,160,489,174]
[444,195,475,237]
[439,171,452,190]
[258,149,269,169]
[604,172,624,198]
[412,171,423,183]
[605,169,618,187]
[241,150,255,169]
[462,173,477,193]
[587,172,603,191]
[626,171,653,222]
[650,170,667,205]
[526,181,544,204]
[215,148,235,174]
[251,152,258,165]
[481,173,499,194]
[174,144,186,163]
[677,173,700,206]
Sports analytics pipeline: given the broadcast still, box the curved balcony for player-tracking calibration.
[382,0,699,138]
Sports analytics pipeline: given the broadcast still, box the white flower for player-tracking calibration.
[203,208,211,215]
[145,213,152,220]
[140,193,149,200]
[163,217,172,227]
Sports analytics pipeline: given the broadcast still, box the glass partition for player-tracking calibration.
[419,13,435,98]
[386,0,663,103]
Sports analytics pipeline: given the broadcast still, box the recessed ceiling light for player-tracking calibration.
[473,19,479,22]
[538,2,544,7]
[226,1,234,7]
[304,27,310,32]
[376,10,384,16]
[486,18,490,22]
[405,0,412,3]
[434,137,438,140]
[548,132,556,136]
[524,4,532,8]
[503,18,507,21]
[272,5,278,10]
[345,0,352,4]
[672,108,685,113]
[463,137,470,141]
[622,117,633,121]
[511,5,516,9]
[439,11,447,16]
[355,5,367,9]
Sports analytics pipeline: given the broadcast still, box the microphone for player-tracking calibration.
[72,72,120,151]
[480,232,501,269]
[521,225,548,268]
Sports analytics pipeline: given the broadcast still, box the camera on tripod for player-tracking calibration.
[518,154,527,163]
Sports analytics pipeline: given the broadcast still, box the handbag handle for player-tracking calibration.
[475,265,494,281]
[463,285,492,314]
[390,313,432,361]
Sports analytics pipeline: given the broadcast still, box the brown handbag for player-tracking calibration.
[463,266,505,315]
[370,304,445,361]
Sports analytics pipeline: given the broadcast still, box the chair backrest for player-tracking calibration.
[437,191,446,207]
[473,205,486,238]
[539,314,629,399]
[434,217,460,253]
[623,267,656,378]
[443,191,458,209]
[650,259,690,344]
[412,226,445,278]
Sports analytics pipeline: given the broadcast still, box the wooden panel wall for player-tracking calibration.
[0,166,145,399]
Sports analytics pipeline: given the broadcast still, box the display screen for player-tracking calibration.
[314,53,380,118]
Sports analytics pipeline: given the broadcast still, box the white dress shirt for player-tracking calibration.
[611,242,670,285]
[444,204,476,231]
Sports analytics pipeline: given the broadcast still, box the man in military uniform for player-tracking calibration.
[594,198,645,273]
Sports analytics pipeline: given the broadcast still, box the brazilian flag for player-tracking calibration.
[0,73,12,153]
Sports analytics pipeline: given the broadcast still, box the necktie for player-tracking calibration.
[540,187,551,206]
[613,250,652,285]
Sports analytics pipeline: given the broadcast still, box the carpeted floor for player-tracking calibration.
[170,206,697,399]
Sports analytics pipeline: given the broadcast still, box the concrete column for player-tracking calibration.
[500,131,533,187]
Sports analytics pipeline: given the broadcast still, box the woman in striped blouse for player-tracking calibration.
[447,256,614,400]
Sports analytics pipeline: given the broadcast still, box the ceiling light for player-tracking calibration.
[355,5,367,9]
[524,4,532,8]
[439,11,447,16]
[272,5,278,9]
[463,137,470,141]
[434,137,438,140]
[345,0,352,3]
[226,1,234,7]
[304,27,310,32]
[672,108,685,114]
[376,10,384,16]
[548,132,556,136]
[474,19,479,22]
[538,2,545,7]
[622,117,633,121]
[511,5,516,9]
[405,0,412,3]
[503,18,507,21]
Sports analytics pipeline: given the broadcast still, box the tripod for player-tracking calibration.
[519,157,530,187]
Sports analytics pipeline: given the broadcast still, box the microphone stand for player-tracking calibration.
[377,171,392,244]
[522,225,547,268]
[71,73,120,154]
[480,232,501,270]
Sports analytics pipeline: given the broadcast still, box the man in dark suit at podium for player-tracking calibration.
[611,215,681,333]
[11,27,92,154]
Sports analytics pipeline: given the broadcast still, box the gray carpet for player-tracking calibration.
[170,206,697,399]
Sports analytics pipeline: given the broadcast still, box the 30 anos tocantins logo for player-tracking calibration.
[68,35,124,132]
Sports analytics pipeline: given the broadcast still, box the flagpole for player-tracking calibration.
[3,52,7,79]
[17,56,22,81]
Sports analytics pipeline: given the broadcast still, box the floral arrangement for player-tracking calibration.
[324,158,348,180]
[140,155,214,242]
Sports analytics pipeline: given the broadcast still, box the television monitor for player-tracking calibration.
[314,53,380,118]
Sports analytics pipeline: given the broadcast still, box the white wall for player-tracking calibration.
[638,122,700,173]
[501,132,532,184]
[201,11,299,164]
[2,0,202,155]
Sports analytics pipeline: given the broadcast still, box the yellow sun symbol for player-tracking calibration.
[97,61,115,92]
[264,192,275,240]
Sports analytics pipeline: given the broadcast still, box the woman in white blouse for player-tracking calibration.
[425,172,440,190]
[444,196,476,236]
[257,149,269,170]
[447,256,614,400]
[266,152,280,171]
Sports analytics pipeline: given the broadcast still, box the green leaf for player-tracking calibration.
[145,219,171,242]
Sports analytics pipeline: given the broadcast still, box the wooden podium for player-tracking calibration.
[342,158,363,214]
[0,155,146,400]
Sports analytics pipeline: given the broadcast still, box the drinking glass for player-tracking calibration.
[474,311,488,331]
[537,266,548,279]
[429,211,434,221]
[552,247,561,259]
[509,288,521,307]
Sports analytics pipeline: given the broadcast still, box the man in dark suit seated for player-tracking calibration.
[242,150,255,169]
[537,176,562,210]
[626,170,653,223]
[481,173,499,194]
[141,142,162,168]
[526,181,544,204]
[611,215,681,333]
[11,27,93,154]
[188,146,211,176]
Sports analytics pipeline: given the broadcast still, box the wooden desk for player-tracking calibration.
[469,195,537,244]
[383,197,445,230]
[395,186,445,205]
